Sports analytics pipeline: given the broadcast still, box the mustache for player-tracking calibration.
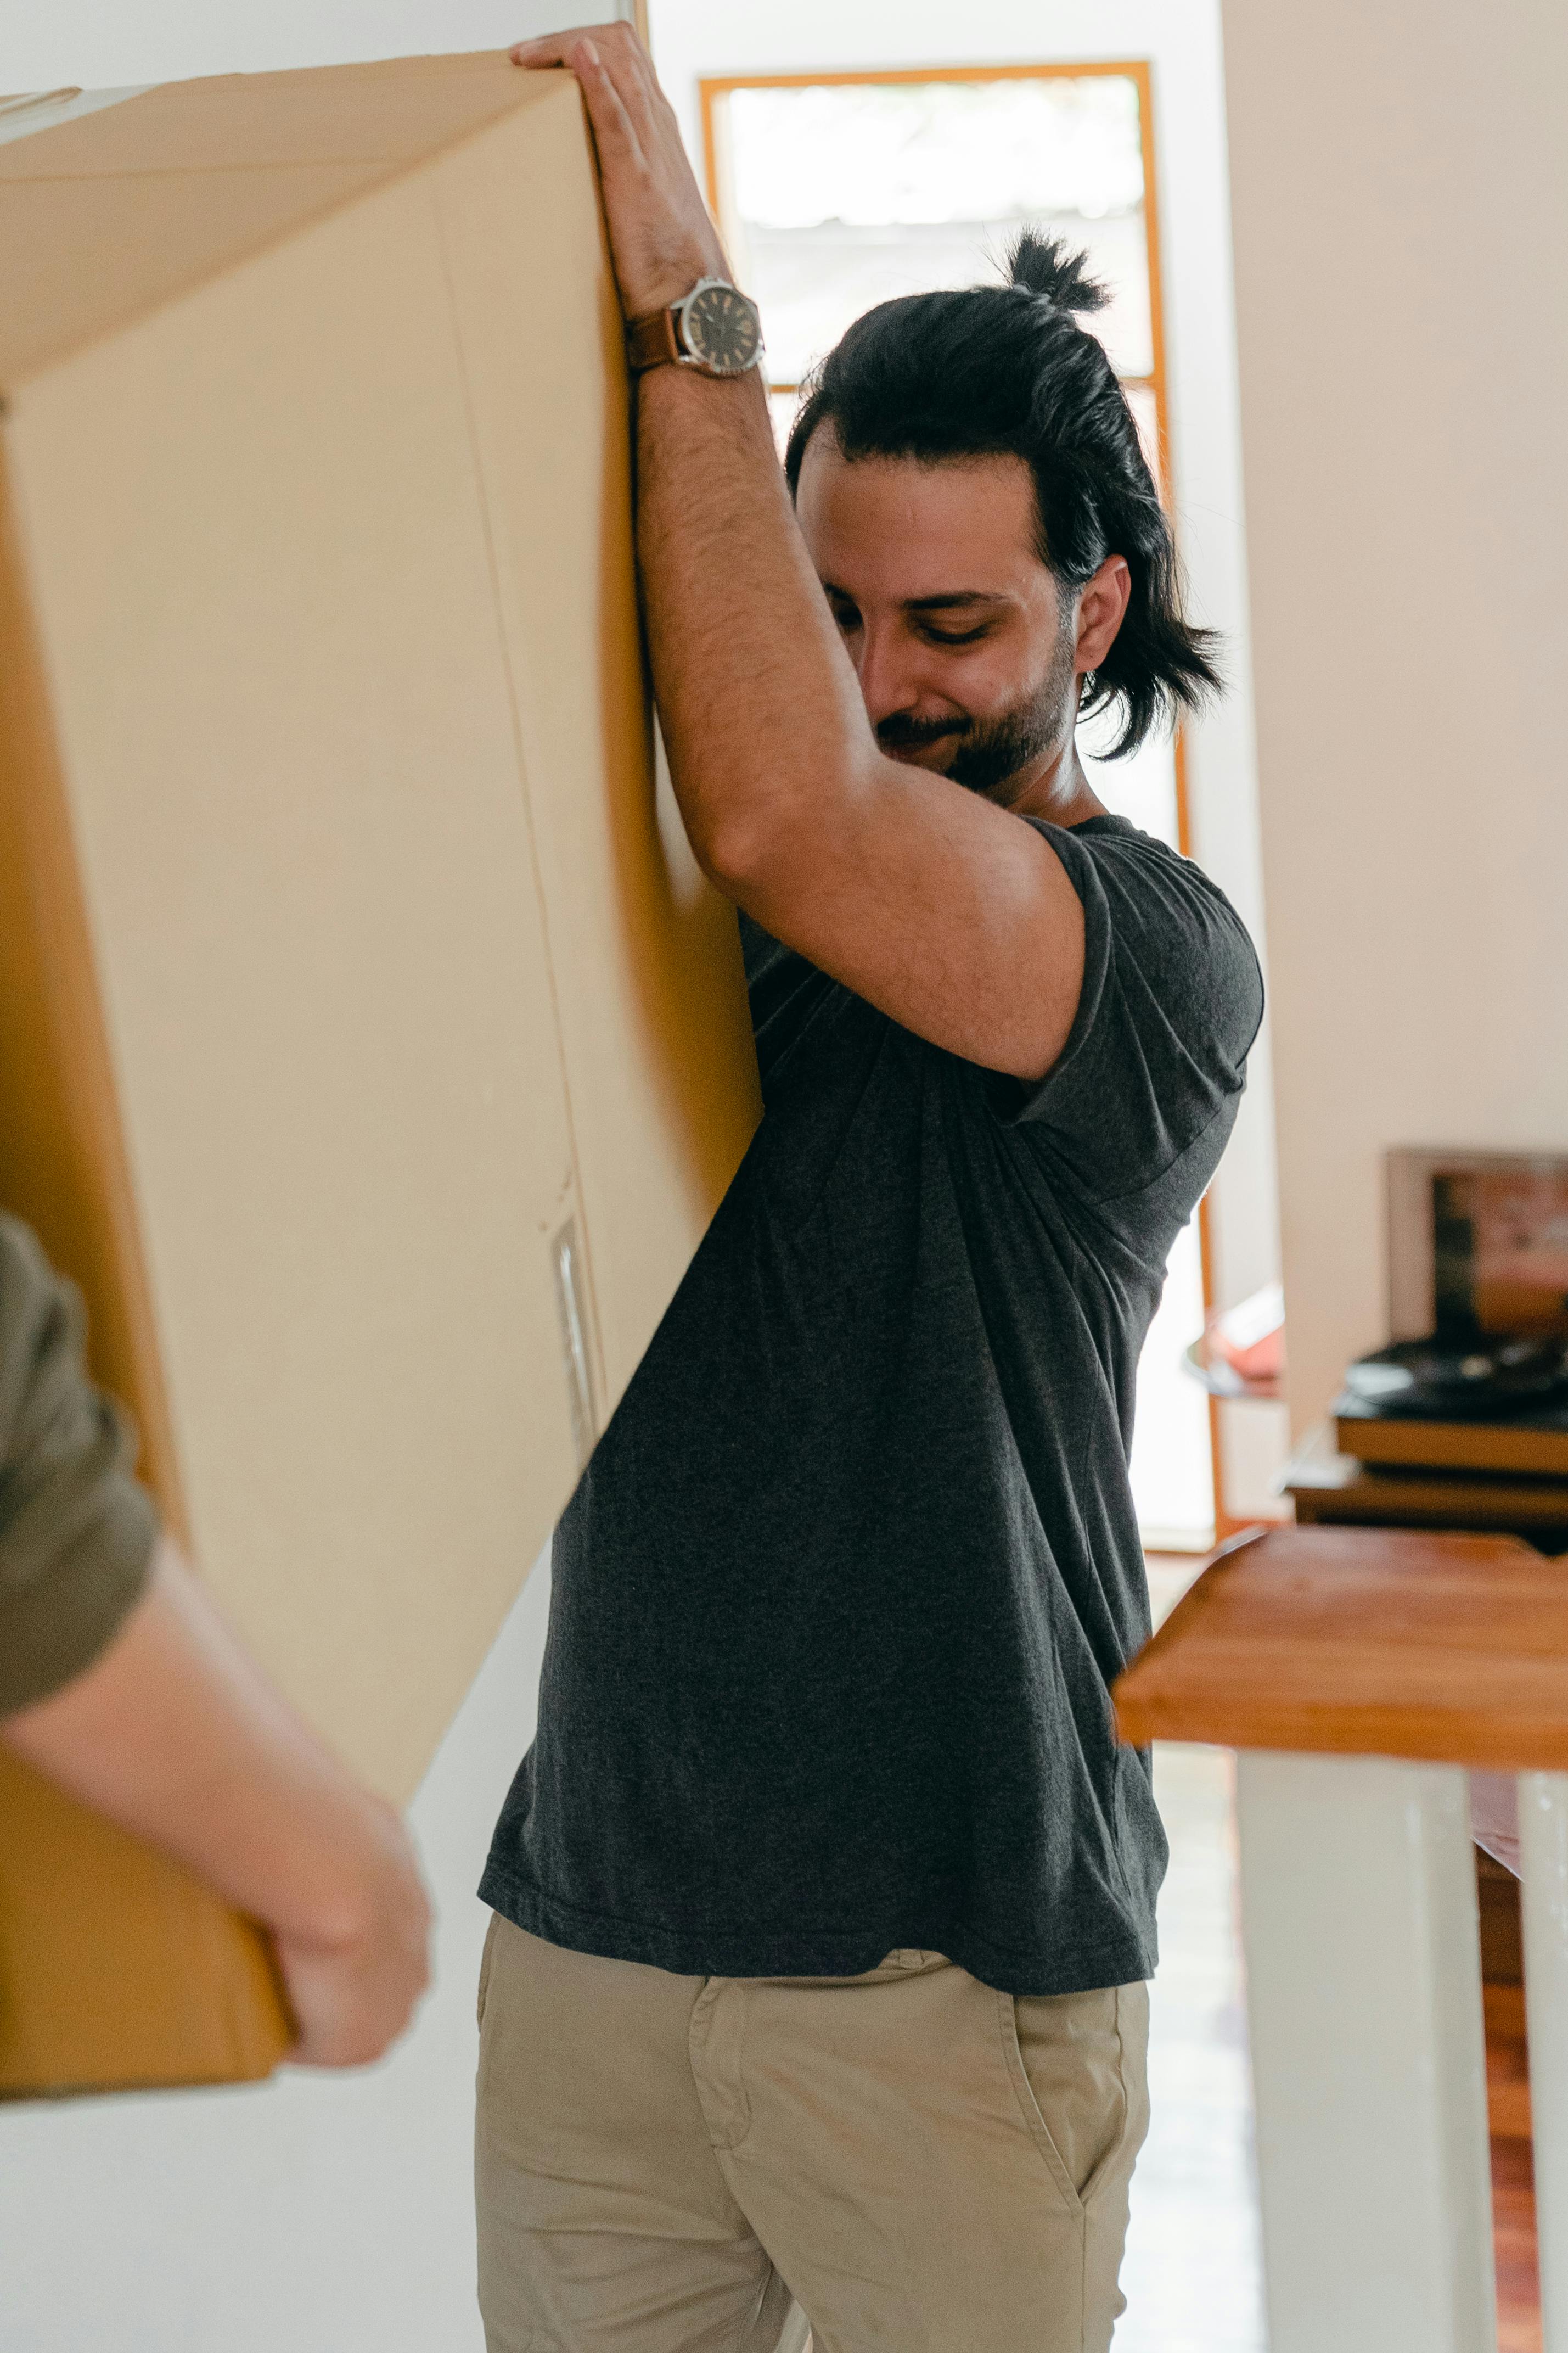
[875,713,971,751]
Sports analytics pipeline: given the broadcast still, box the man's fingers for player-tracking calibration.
[568,38,649,171]
[604,21,661,111]
[510,22,642,68]
[512,26,654,152]
[509,20,724,313]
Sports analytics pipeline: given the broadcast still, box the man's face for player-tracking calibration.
[794,432,1078,802]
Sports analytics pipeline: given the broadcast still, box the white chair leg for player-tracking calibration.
[1237,1751,1498,2353]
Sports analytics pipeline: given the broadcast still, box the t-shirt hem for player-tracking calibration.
[477,1858,1155,1999]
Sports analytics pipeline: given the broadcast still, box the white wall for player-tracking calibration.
[1221,0,1568,1431]
[0,0,606,83]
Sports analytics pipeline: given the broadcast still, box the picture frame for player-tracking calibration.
[1387,1149,1568,1342]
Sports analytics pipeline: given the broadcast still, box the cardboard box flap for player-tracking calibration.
[0,52,541,180]
[0,55,566,388]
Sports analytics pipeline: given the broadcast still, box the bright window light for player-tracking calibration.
[713,75,1154,388]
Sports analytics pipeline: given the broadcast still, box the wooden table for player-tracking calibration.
[1279,1431,1566,2345]
[1117,1524,1568,2353]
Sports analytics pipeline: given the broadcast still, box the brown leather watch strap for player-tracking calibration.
[625,305,682,373]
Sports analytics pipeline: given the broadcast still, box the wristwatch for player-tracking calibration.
[626,277,764,379]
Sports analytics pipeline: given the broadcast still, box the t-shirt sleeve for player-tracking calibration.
[0,1216,159,1717]
[997,820,1264,1205]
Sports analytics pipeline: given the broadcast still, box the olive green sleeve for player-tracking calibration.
[0,1215,159,1717]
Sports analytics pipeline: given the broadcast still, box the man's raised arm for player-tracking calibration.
[511,26,1113,1083]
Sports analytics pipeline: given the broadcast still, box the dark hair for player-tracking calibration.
[784,231,1222,756]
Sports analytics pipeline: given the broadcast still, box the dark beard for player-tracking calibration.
[876,618,1078,797]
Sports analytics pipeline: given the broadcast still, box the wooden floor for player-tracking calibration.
[1493,2115,1541,2353]
[1481,1855,1543,2352]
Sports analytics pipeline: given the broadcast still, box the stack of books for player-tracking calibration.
[1334,1393,1568,1481]
[1320,1382,1568,1539]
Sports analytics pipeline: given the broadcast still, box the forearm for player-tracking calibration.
[1,1538,397,1943]
[0,1221,427,2065]
[636,365,880,881]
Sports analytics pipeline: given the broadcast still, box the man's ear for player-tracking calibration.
[1074,556,1132,674]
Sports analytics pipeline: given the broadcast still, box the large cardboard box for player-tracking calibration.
[0,55,760,2093]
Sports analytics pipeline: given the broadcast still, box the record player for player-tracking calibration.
[1334,1150,1568,1478]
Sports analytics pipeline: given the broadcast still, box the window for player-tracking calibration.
[702,63,1182,859]
[707,71,1157,463]
[702,66,1216,1547]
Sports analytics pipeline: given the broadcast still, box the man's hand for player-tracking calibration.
[271,1797,432,2069]
[2,1541,432,2070]
[510,23,728,318]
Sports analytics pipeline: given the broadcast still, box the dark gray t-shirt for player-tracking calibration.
[481,815,1263,1996]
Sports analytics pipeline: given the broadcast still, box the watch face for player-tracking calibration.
[682,281,763,376]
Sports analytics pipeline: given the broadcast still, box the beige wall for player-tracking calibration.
[1221,0,1568,1431]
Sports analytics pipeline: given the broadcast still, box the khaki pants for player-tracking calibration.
[475,1916,1149,2353]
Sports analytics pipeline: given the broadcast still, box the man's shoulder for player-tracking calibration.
[1052,812,1221,902]
[1053,817,1262,1039]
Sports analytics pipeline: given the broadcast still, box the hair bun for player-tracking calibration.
[1006,229,1109,316]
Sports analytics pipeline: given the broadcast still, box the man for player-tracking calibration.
[476,27,1263,2353]
[0,1215,430,2068]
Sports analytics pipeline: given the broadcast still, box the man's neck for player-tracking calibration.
[994,737,1108,830]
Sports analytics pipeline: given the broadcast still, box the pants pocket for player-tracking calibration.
[477,1911,501,2031]
[998,1982,1148,2212]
